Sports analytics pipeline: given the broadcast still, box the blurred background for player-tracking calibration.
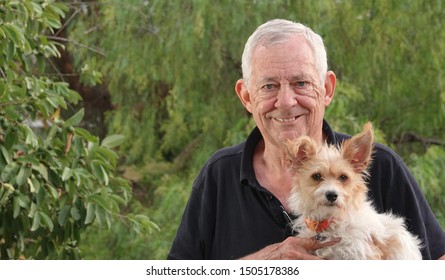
[1,0,444,259]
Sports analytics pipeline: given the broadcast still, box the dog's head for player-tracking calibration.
[286,122,374,220]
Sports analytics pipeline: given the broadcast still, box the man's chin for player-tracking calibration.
[278,130,307,142]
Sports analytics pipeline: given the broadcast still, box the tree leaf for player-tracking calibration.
[0,145,12,164]
[84,203,96,225]
[64,108,84,127]
[4,129,18,150]
[24,126,39,147]
[31,211,41,231]
[28,178,36,193]
[17,193,30,208]
[90,161,108,185]
[94,146,118,167]
[25,1,43,16]
[58,205,70,226]
[45,16,62,30]
[0,183,14,205]
[95,205,105,226]
[39,212,54,232]
[16,165,32,187]
[70,206,81,221]
[1,162,19,182]
[47,2,68,17]
[13,195,21,218]
[102,165,109,186]
[105,211,112,229]
[89,194,110,210]
[45,95,59,108]
[74,127,98,142]
[33,163,49,181]
[36,187,46,206]
[28,202,38,219]
[45,123,59,144]
[61,167,72,181]
[45,184,59,199]
[101,134,126,149]
[3,23,25,47]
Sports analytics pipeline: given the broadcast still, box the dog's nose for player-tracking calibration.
[326,191,338,202]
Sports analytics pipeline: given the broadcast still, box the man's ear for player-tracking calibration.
[323,70,336,106]
[342,122,374,173]
[235,79,253,113]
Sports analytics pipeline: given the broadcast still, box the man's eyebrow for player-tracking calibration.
[258,77,278,84]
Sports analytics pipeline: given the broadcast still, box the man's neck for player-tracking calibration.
[253,139,294,210]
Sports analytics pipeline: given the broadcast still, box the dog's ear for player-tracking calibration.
[286,136,317,166]
[342,122,374,173]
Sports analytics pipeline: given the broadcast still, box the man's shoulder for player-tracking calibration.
[205,142,245,166]
[193,142,245,190]
[372,142,404,164]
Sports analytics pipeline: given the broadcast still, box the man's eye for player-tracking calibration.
[295,81,309,88]
[293,81,314,95]
[262,84,275,90]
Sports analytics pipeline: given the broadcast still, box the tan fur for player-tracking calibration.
[371,234,397,260]
[286,122,422,259]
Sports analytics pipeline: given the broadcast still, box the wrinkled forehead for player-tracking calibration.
[250,37,318,82]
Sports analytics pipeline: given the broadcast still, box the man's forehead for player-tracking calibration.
[257,74,313,83]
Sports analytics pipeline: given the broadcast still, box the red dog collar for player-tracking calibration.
[304,218,333,233]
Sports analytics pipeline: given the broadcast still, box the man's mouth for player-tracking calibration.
[274,116,299,123]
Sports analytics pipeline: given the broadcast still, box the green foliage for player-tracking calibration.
[67,0,253,166]
[80,171,191,259]
[322,1,445,145]
[64,0,445,259]
[409,147,445,228]
[0,0,156,259]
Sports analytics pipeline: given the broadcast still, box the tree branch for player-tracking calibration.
[46,36,106,57]
[400,132,444,148]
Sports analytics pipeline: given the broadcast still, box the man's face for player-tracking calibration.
[240,34,334,147]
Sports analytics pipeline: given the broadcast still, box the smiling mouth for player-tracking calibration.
[274,116,299,123]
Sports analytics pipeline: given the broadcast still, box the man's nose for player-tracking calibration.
[275,85,297,109]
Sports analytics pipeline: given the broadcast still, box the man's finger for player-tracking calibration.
[298,236,341,250]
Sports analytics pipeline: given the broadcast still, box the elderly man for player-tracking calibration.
[168,19,445,260]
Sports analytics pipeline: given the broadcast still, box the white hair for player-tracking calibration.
[241,19,328,86]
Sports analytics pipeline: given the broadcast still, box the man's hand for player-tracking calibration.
[239,236,340,260]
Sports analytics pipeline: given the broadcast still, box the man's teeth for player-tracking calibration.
[275,116,297,122]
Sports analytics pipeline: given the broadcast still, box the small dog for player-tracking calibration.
[286,122,422,259]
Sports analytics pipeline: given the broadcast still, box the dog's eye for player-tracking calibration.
[338,175,348,182]
[312,173,322,181]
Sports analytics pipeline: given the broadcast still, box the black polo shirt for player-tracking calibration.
[168,120,445,260]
